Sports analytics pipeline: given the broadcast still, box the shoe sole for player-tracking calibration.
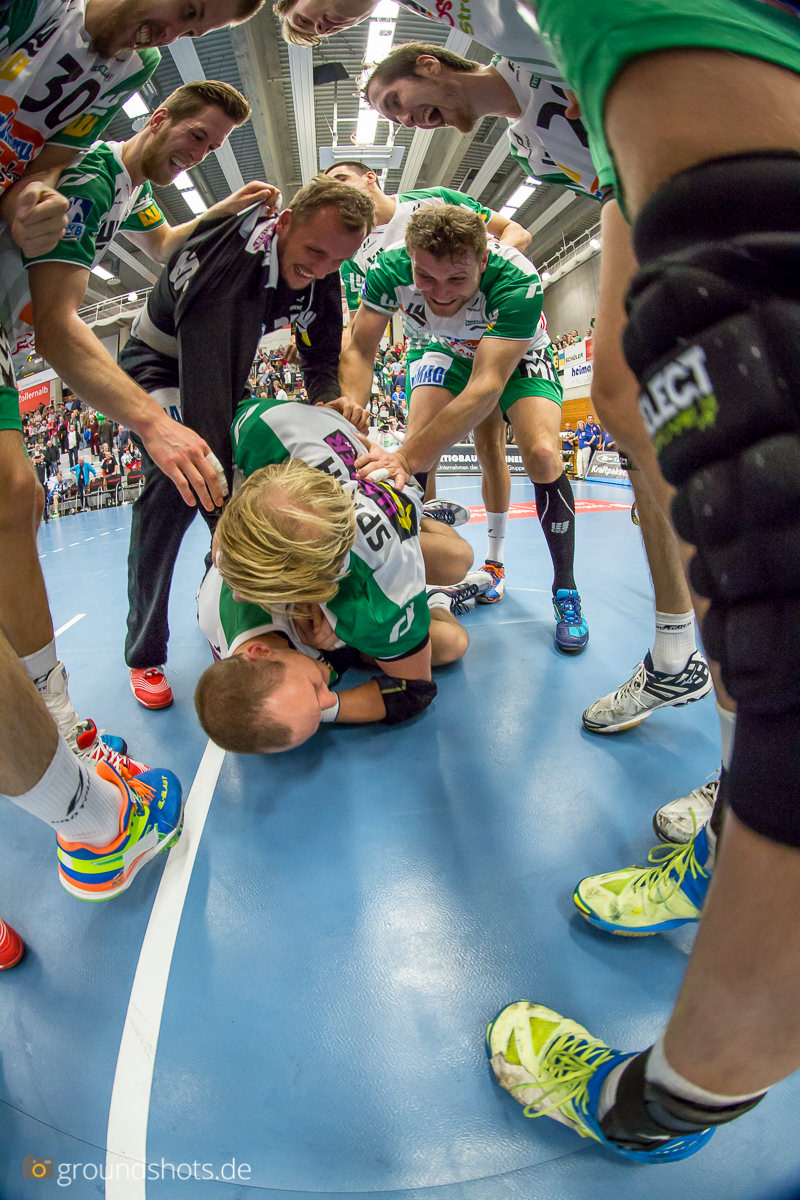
[58,821,184,902]
[0,944,24,969]
[582,680,713,734]
[573,891,698,935]
[555,635,589,654]
[476,593,503,604]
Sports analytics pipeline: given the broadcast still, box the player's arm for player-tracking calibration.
[334,637,435,724]
[339,303,393,405]
[0,143,76,257]
[357,336,529,487]
[29,261,224,510]
[486,210,531,253]
[125,182,281,264]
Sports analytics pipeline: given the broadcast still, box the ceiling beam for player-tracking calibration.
[527,189,575,238]
[168,40,245,193]
[230,16,294,198]
[466,137,509,200]
[288,44,317,184]
[111,238,159,285]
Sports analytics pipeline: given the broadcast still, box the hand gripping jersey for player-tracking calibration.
[340,187,493,312]
[0,140,165,358]
[360,239,549,362]
[0,0,159,191]
[230,398,431,662]
[492,57,600,198]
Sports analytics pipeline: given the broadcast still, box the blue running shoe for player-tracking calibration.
[487,1001,714,1163]
[553,588,589,652]
[57,761,184,901]
[573,826,713,935]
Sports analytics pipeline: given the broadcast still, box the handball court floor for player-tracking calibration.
[1,474,799,1200]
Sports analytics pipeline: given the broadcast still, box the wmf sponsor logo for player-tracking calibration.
[23,1156,54,1179]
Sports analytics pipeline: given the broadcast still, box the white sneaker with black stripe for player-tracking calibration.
[427,571,490,616]
[582,650,712,734]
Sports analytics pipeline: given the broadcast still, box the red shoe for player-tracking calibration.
[0,918,24,969]
[130,667,173,710]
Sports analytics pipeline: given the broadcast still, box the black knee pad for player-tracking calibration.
[622,152,800,711]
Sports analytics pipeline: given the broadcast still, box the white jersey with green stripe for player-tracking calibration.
[1,139,165,356]
[230,398,430,662]
[398,0,565,82]
[493,57,600,198]
[197,565,340,675]
[340,187,493,312]
[0,0,159,191]
[361,240,549,361]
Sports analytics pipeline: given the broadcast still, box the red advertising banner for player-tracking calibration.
[18,381,50,414]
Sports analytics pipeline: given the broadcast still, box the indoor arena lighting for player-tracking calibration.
[590,236,601,250]
[172,171,194,191]
[181,188,208,215]
[122,92,149,119]
[365,0,398,64]
[354,101,379,146]
[91,264,115,281]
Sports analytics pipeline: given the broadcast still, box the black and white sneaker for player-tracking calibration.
[422,499,470,527]
[653,771,721,844]
[582,650,712,734]
[427,572,489,616]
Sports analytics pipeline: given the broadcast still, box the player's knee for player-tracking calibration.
[521,435,561,481]
[621,152,800,708]
[430,611,469,665]
[0,441,44,532]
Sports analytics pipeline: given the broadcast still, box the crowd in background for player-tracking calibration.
[24,396,142,521]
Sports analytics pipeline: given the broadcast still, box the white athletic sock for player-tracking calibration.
[651,611,697,674]
[19,639,58,691]
[717,702,737,771]
[645,1034,767,1107]
[7,735,126,847]
[485,511,508,564]
[426,589,451,612]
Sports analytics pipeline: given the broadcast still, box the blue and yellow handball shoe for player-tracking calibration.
[486,1001,714,1163]
[553,589,589,652]
[57,761,184,901]
[573,826,713,935]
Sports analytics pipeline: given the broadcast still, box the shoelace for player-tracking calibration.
[512,1032,616,1122]
[610,661,648,704]
[555,594,581,624]
[639,840,710,903]
[115,764,155,817]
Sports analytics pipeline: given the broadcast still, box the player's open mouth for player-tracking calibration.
[423,107,442,126]
[134,22,162,46]
[295,266,314,280]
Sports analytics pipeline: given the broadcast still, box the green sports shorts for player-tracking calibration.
[0,387,21,432]
[532,0,800,196]
[406,341,562,417]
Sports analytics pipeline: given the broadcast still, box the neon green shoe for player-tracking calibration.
[486,1000,714,1162]
[573,827,712,935]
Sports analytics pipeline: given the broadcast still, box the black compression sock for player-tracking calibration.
[534,472,576,592]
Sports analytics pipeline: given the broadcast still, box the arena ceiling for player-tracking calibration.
[85,6,601,307]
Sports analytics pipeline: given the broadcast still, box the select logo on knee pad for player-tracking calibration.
[638,345,717,451]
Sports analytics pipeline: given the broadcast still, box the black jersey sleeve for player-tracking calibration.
[295,270,344,406]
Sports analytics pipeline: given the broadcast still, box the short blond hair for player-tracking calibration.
[194,656,291,753]
[215,459,357,607]
[288,174,374,236]
[405,204,487,262]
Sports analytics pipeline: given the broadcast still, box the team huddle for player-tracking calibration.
[1,0,799,1175]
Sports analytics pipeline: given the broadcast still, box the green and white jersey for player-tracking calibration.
[493,57,600,198]
[398,0,565,82]
[197,565,341,677]
[0,0,159,192]
[360,240,548,362]
[230,398,430,662]
[340,187,493,312]
[1,140,165,357]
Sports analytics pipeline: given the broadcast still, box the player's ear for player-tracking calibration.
[240,641,276,661]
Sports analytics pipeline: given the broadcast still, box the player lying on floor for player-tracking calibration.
[195,397,482,753]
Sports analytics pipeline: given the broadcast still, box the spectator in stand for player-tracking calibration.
[44,437,60,478]
[586,412,603,453]
[48,471,70,518]
[575,419,594,478]
[99,415,115,449]
[600,427,617,450]
[100,443,119,477]
[274,383,289,402]
[67,419,80,468]
[561,422,576,457]
[30,448,49,523]
[71,453,96,509]
[88,414,101,457]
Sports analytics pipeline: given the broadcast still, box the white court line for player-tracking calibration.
[105,741,226,1199]
[70,542,79,547]
[101,531,110,536]
[115,526,124,531]
[55,614,86,638]
[84,536,94,542]
[53,547,63,553]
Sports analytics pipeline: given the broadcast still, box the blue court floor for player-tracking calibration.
[2,475,799,1200]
